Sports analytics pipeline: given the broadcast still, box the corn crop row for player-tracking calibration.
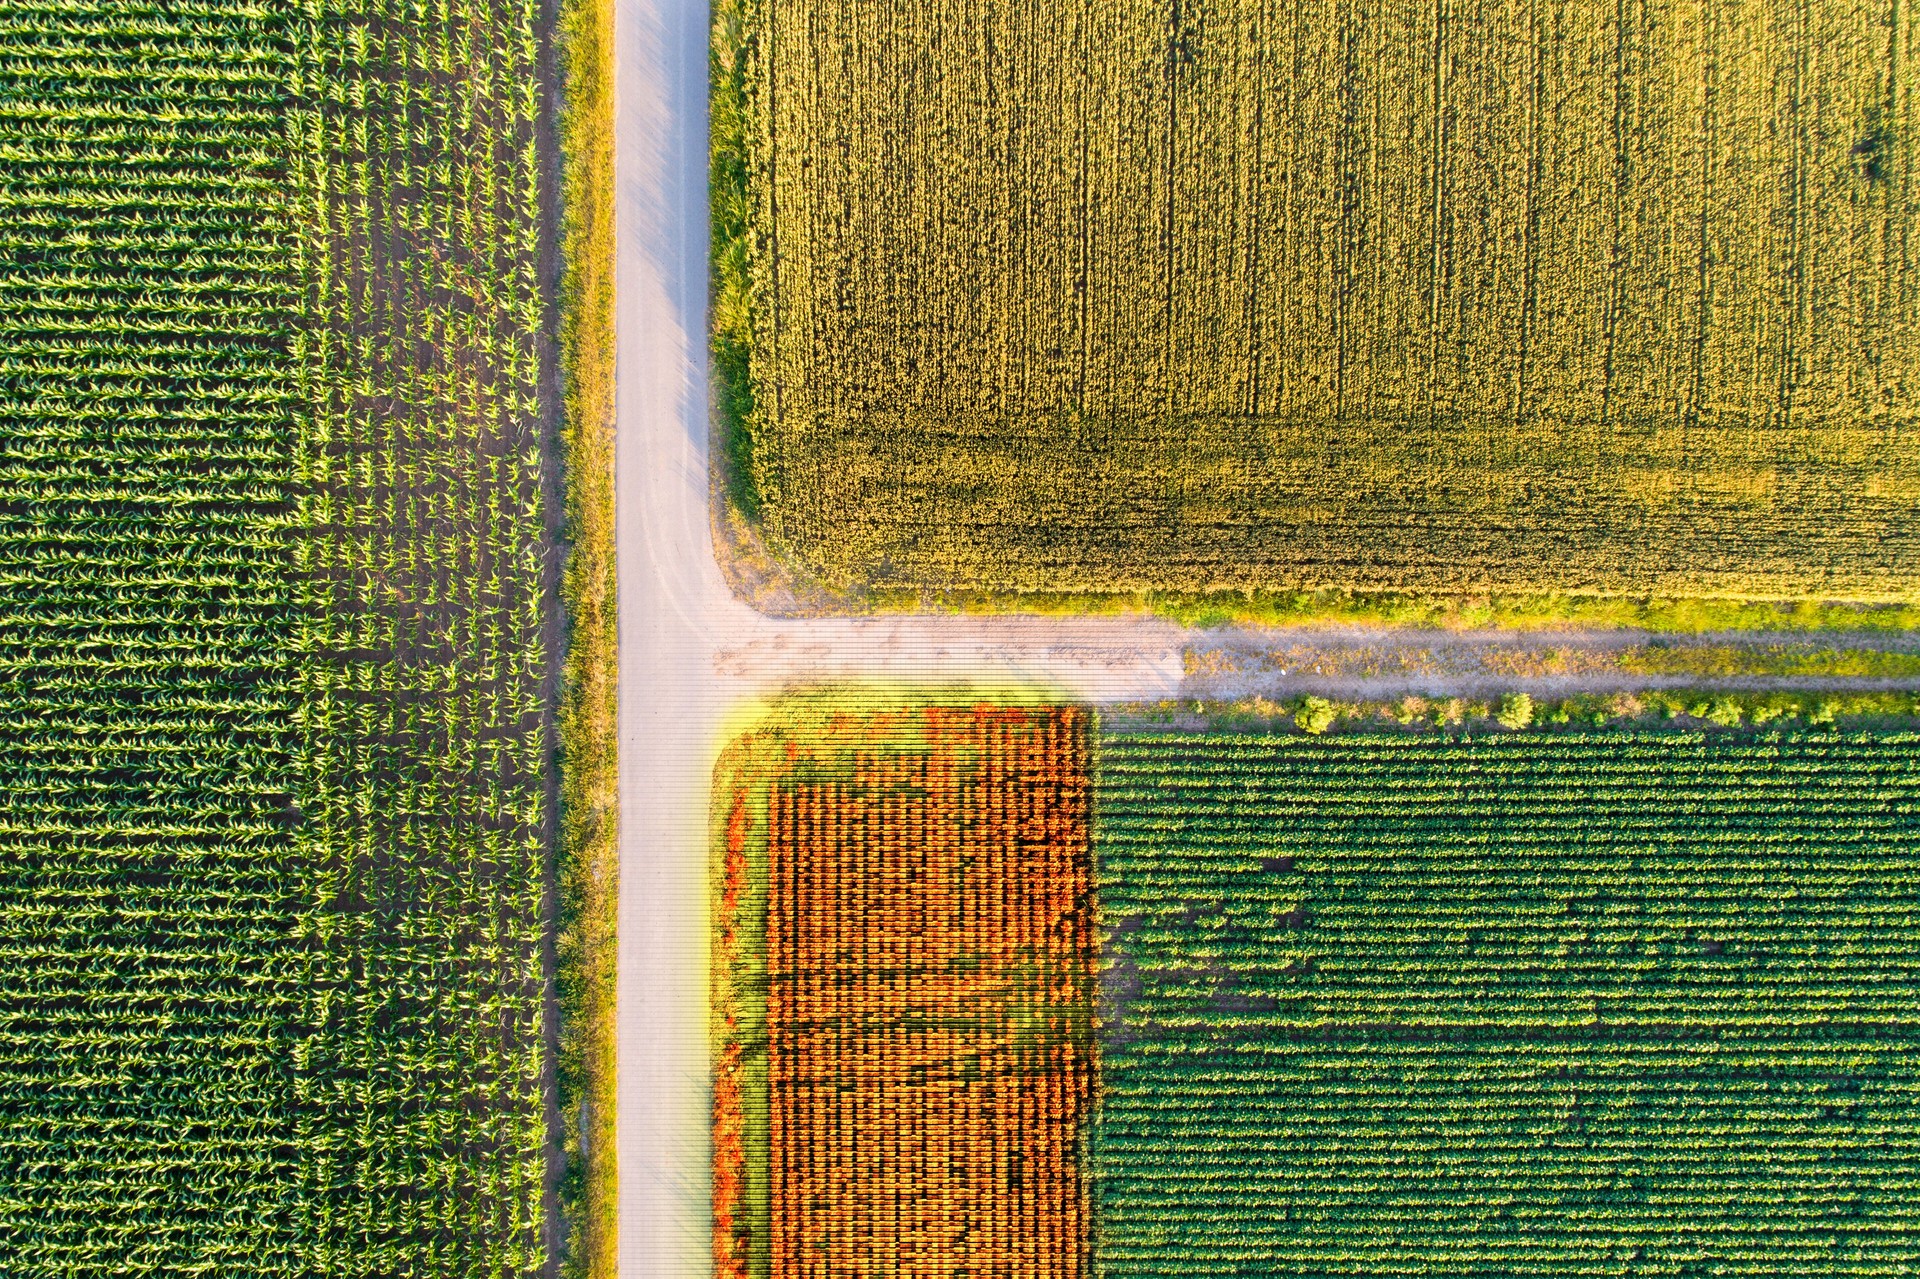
[0,0,556,1273]
[288,0,552,1272]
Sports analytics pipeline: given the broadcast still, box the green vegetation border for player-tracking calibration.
[555,0,619,1269]
[711,0,759,522]
[876,588,1920,635]
[1127,688,1920,738]
[712,730,774,1279]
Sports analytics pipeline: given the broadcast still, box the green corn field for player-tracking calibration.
[0,0,559,1274]
[1096,728,1920,1274]
[726,0,1920,598]
[14,0,1920,1272]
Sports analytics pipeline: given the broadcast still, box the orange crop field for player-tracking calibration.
[712,701,1096,1278]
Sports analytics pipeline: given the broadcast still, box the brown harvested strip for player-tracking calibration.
[712,1040,748,1279]
[764,704,1095,1277]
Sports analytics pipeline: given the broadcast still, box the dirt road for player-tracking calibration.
[612,5,1183,1273]
[611,4,1920,1273]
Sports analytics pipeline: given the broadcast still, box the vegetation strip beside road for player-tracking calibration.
[556,0,620,1268]
[710,0,760,529]
[1123,687,1920,740]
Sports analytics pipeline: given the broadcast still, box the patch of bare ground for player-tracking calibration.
[1177,628,1920,703]
[708,490,865,618]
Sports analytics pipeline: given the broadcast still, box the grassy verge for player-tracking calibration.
[555,0,618,1270]
[866,586,1920,635]
[710,0,759,521]
[1122,688,1920,737]
[1618,642,1920,678]
[711,735,772,1279]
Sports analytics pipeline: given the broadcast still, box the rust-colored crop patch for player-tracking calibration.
[713,700,1095,1278]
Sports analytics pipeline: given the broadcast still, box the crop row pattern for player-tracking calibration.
[288,0,554,1273]
[762,705,1097,1278]
[1096,729,1920,1274]
[0,3,305,1270]
[743,0,1920,596]
[0,0,556,1274]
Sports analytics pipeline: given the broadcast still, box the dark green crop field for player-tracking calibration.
[1097,729,1920,1274]
[0,1,559,1274]
[725,0,1920,600]
[0,4,301,1268]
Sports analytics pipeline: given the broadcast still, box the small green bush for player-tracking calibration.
[1296,696,1339,735]
[1495,692,1534,730]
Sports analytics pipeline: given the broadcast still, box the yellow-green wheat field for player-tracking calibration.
[726,0,1920,600]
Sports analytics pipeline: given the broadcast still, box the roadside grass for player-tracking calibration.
[711,732,773,1279]
[710,0,758,522]
[1122,688,1920,737]
[555,0,618,1269]
[1617,643,1920,678]
[863,586,1920,636]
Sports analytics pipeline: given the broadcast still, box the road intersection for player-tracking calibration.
[611,6,1183,1273]
[608,5,1920,1273]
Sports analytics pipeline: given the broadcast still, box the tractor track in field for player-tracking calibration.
[610,3,1920,1273]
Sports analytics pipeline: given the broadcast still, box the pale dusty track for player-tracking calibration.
[610,5,1918,1274]
[613,6,1183,1275]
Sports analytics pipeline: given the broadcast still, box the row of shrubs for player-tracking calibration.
[1130,690,1920,736]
